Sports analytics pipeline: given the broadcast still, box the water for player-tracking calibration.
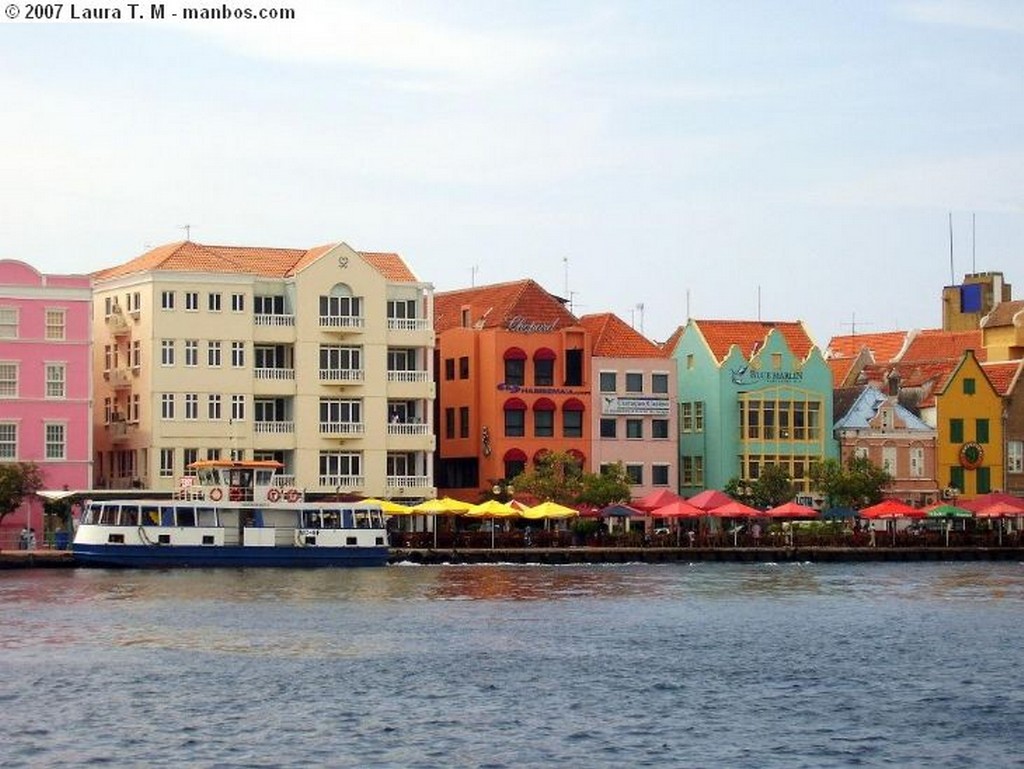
[2,562,1023,768]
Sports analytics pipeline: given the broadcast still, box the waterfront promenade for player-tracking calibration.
[3,545,1023,568]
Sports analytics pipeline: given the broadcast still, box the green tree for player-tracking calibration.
[577,462,631,508]
[810,456,891,509]
[508,451,584,505]
[0,462,44,527]
[724,464,797,509]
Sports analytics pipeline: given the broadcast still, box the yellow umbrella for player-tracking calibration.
[522,501,578,520]
[409,497,474,548]
[466,499,519,548]
[360,498,413,515]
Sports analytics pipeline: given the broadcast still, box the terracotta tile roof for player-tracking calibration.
[93,241,417,283]
[828,356,857,387]
[891,359,957,390]
[578,313,666,358]
[826,331,909,363]
[661,326,685,356]
[900,329,987,363]
[434,279,578,333]
[981,360,1024,396]
[981,299,1024,328]
[693,319,815,363]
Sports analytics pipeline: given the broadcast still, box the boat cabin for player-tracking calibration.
[180,460,303,504]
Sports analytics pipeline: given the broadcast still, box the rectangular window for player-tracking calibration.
[231,293,245,312]
[771,352,782,370]
[321,294,363,320]
[976,418,989,444]
[459,406,470,439]
[977,466,991,494]
[963,377,976,395]
[651,373,669,394]
[161,291,175,310]
[0,423,16,459]
[44,423,65,460]
[208,394,222,420]
[184,340,198,367]
[208,341,222,367]
[681,456,694,486]
[45,363,66,398]
[45,309,66,340]
[949,466,964,494]
[563,409,583,438]
[231,341,245,368]
[681,403,693,432]
[183,448,199,473]
[185,291,198,311]
[161,393,175,420]
[534,409,554,438]
[1009,441,1024,474]
[231,395,246,421]
[505,359,525,387]
[459,357,470,379]
[686,354,694,370]
[910,446,924,478]
[386,299,416,320]
[652,419,669,439]
[534,358,554,386]
[319,451,362,479]
[254,295,286,315]
[504,408,525,438]
[207,448,221,461]
[625,372,643,393]
[565,349,583,386]
[444,359,455,380]
[626,419,643,439]
[882,446,897,476]
[599,371,617,393]
[130,394,140,423]
[694,457,704,486]
[950,418,964,444]
[160,448,174,477]
[625,464,643,485]
[0,307,19,338]
[0,362,16,397]
[131,340,141,369]
[161,340,175,366]
[320,398,362,425]
[445,408,455,439]
[651,464,670,486]
[600,418,616,438]
[208,293,222,312]
[184,393,198,420]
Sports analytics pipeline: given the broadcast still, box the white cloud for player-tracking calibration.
[897,0,1024,33]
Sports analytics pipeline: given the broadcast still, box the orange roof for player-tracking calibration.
[981,299,1024,328]
[661,325,685,356]
[828,356,857,387]
[578,313,666,358]
[981,360,1024,396]
[826,331,909,363]
[693,319,815,363]
[93,241,417,283]
[434,279,578,333]
[900,329,986,363]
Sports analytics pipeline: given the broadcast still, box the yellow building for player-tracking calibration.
[91,240,435,500]
[923,350,1004,500]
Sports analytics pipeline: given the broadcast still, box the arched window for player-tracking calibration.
[504,347,527,386]
[562,398,585,438]
[503,448,527,480]
[319,283,362,324]
[533,397,556,438]
[533,347,556,386]
[504,397,527,437]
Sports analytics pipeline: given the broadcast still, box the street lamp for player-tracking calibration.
[492,479,515,502]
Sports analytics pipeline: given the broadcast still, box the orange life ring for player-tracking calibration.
[267,488,282,503]
[209,487,223,502]
[285,488,300,503]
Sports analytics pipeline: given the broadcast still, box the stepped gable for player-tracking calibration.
[981,299,1024,328]
[578,313,665,358]
[900,329,986,363]
[826,330,909,363]
[981,359,1024,396]
[434,279,577,333]
[695,319,815,363]
[93,241,416,282]
[660,325,685,356]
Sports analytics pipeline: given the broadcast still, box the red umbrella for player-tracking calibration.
[974,501,1024,518]
[687,489,736,511]
[650,500,704,519]
[633,488,684,512]
[858,499,926,519]
[960,492,1024,514]
[763,501,819,519]
[708,500,761,518]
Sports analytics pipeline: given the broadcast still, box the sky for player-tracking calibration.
[3,0,1023,348]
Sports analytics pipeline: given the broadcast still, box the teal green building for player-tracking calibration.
[670,319,837,496]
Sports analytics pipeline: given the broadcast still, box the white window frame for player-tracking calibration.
[45,308,66,341]
[184,340,198,367]
[231,293,245,313]
[0,307,19,338]
[185,291,199,311]
[231,341,245,368]
[208,394,222,420]
[208,292,222,312]
[159,448,174,478]
[0,422,17,459]
[0,361,18,398]
[184,393,199,420]
[161,393,175,420]
[231,395,246,421]
[45,362,66,398]
[207,341,222,367]
[161,291,175,310]
[161,340,175,367]
[44,422,66,460]
[1008,440,1023,474]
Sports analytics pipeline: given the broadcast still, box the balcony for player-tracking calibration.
[254,314,295,327]
[318,474,365,490]
[387,370,430,384]
[107,420,135,444]
[272,474,297,488]
[386,475,432,494]
[106,311,130,337]
[254,420,295,434]
[107,367,133,389]
[320,315,365,334]
[387,318,430,332]
[254,367,295,381]
[320,421,365,438]
[387,422,430,437]
[319,368,365,384]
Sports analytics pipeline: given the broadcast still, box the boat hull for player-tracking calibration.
[72,543,389,569]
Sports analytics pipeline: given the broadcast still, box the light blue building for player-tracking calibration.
[669,319,837,496]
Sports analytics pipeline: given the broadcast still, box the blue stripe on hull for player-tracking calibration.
[72,544,389,568]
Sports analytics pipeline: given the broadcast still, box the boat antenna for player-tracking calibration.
[948,211,955,284]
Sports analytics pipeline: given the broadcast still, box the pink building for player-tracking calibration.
[0,260,92,547]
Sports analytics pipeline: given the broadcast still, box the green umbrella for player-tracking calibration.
[924,503,973,546]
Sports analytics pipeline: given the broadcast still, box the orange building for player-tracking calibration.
[434,280,591,499]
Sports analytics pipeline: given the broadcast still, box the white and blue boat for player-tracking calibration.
[72,460,389,568]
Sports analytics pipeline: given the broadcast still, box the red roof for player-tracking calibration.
[981,360,1024,396]
[434,279,578,333]
[828,356,858,387]
[578,313,665,358]
[693,319,816,363]
[826,331,909,363]
[900,329,986,363]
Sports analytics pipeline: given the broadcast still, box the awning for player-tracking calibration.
[533,347,557,360]
[503,347,527,360]
[503,397,527,411]
[563,397,585,411]
[503,448,528,462]
[533,397,556,411]
[36,490,78,501]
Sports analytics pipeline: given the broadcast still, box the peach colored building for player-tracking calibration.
[578,313,677,499]
[0,260,92,545]
[434,280,591,498]
[91,241,434,500]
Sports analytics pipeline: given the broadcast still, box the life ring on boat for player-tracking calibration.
[285,488,300,503]
[209,487,223,502]
[266,487,281,503]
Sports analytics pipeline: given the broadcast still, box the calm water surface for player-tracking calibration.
[2,562,1023,768]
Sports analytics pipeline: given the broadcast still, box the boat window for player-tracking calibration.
[303,510,322,529]
[354,511,370,529]
[321,509,341,529]
[119,506,140,527]
[97,505,118,526]
[198,469,217,486]
[161,506,176,526]
[82,505,97,525]
[196,507,218,527]
[177,507,196,527]
[141,505,161,526]
[255,469,274,487]
[341,509,353,529]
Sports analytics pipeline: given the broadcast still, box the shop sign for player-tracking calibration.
[601,396,671,416]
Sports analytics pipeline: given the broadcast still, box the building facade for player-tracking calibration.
[91,241,435,501]
[671,319,836,496]
[434,280,591,498]
[0,260,92,543]
[579,313,677,499]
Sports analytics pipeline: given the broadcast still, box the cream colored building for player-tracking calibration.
[92,241,435,500]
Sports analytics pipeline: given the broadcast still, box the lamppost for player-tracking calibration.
[491,479,515,502]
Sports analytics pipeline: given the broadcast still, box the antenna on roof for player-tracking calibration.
[948,211,955,284]
[180,224,195,242]
[972,212,976,273]
[841,312,873,336]
[757,285,761,321]
[636,302,645,334]
[563,256,569,298]
[471,265,479,287]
